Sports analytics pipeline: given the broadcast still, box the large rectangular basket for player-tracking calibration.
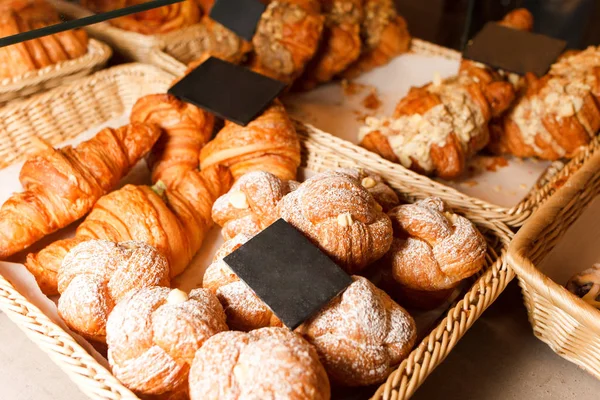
[0,63,513,399]
[149,36,600,228]
[508,151,600,379]
[53,0,206,64]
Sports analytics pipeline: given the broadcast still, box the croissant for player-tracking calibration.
[550,46,600,103]
[278,170,393,274]
[341,0,410,79]
[0,123,161,261]
[0,0,89,78]
[212,171,299,240]
[298,0,363,89]
[130,94,215,188]
[25,165,233,295]
[57,240,170,342]
[497,7,534,32]
[200,100,301,181]
[81,0,201,34]
[251,0,325,83]
[378,197,487,309]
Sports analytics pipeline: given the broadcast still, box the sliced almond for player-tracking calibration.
[337,212,354,227]
[167,289,189,305]
[229,191,249,209]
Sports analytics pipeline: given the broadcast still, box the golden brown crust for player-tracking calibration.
[498,8,534,32]
[25,166,233,295]
[298,0,363,89]
[251,0,325,84]
[278,170,393,274]
[566,264,600,310]
[189,327,330,400]
[381,198,487,307]
[0,123,161,263]
[106,286,228,395]
[82,0,201,34]
[341,0,410,79]
[212,171,299,240]
[131,94,215,188]
[57,240,170,342]
[297,276,416,386]
[200,100,301,181]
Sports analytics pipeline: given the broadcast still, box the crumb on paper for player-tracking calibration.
[519,183,528,189]
[362,90,382,110]
[460,180,478,188]
[341,79,368,96]
[493,185,502,193]
[508,191,517,196]
[353,110,373,123]
[484,156,509,172]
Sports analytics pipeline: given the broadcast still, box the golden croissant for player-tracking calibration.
[81,0,201,34]
[340,0,410,79]
[0,123,161,260]
[299,0,363,89]
[130,93,215,187]
[251,0,325,83]
[25,165,233,295]
[200,100,301,181]
[0,0,89,79]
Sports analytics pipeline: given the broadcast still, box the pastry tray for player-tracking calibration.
[150,36,600,228]
[0,63,512,400]
[508,150,600,379]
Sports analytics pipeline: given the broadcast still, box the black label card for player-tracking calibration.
[463,22,567,76]
[168,57,286,126]
[224,219,353,330]
[209,0,266,42]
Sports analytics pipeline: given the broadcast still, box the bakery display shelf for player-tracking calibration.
[508,150,600,379]
[53,0,206,63]
[149,35,600,228]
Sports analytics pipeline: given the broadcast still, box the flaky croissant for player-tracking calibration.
[200,100,301,181]
[81,0,201,34]
[278,169,393,273]
[251,0,325,83]
[341,0,410,79]
[0,123,161,260]
[0,0,89,78]
[130,94,215,188]
[25,165,233,295]
[299,0,363,89]
[57,240,170,342]
[379,197,487,309]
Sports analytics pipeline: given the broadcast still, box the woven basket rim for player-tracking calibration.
[0,38,111,92]
[508,150,600,335]
[0,63,515,400]
[148,35,600,227]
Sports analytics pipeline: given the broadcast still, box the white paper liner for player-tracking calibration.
[0,113,467,370]
[284,52,553,208]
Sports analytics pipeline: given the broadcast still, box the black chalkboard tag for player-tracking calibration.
[209,0,266,42]
[224,219,353,330]
[168,57,286,126]
[463,22,567,77]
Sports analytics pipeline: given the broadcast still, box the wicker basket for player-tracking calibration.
[508,151,600,379]
[149,37,600,227]
[0,63,514,399]
[53,0,207,63]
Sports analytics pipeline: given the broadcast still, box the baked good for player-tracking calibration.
[106,286,227,395]
[566,264,600,310]
[200,100,301,181]
[341,0,410,79]
[0,122,161,261]
[381,197,487,309]
[188,327,330,400]
[57,240,170,342]
[358,71,500,179]
[335,168,400,212]
[212,171,299,240]
[296,276,416,386]
[489,72,600,160]
[299,0,363,89]
[550,46,600,103]
[497,7,534,32]
[251,0,325,83]
[81,0,201,34]
[278,169,393,273]
[25,165,233,295]
[0,0,89,78]
[130,94,215,187]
